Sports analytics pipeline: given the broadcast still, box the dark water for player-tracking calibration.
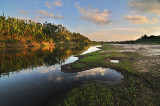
[0,45,123,106]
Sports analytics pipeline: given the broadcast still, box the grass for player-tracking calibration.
[60,44,160,106]
[63,77,155,106]
[72,52,106,69]
[100,44,119,51]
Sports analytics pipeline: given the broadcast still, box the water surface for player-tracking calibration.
[0,45,123,106]
[110,60,120,63]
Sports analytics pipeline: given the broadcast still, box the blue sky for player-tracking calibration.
[0,0,160,41]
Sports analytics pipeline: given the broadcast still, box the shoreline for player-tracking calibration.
[54,44,160,105]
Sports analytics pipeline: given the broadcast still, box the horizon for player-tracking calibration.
[1,0,160,41]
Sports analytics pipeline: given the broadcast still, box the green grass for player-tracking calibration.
[72,52,106,69]
[63,77,155,106]
[106,52,128,58]
[61,44,159,106]
[80,55,105,64]
[100,45,119,51]
[116,60,135,73]
[63,83,114,106]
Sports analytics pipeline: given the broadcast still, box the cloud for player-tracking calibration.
[124,15,149,24]
[53,0,63,7]
[35,15,46,21]
[76,6,113,25]
[87,31,140,41]
[17,10,28,15]
[45,1,52,9]
[86,27,150,41]
[35,9,64,19]
[45,0,63,9]
[74,2,80,6]
[128,0,160,13]
[114,28,149,33]
[74,68,108,78]
[150,18,159,24]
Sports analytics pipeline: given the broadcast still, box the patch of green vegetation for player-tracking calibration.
[62,44,159,106]
[72,52,106,69]
[63,77,155,106]
[80,55,105,64]
[106,52,128,58]
[116,60,135,74]
[100,45,119,51]
[63,83,113,106]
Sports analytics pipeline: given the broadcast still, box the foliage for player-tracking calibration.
[0,45,90,76]
[0,14,90,46]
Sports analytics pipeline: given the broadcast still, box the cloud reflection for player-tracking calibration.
[37,65,60,74]
[74,68,109,78]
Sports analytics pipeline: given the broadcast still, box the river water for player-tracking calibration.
[0,45,123,106]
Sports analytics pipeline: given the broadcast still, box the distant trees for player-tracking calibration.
[0,14,90,45]
[136,34,160,42]
[111,34,160,44]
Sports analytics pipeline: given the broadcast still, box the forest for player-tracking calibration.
[0,14,91,47]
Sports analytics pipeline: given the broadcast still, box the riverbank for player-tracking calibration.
[0,39,55,48]
[0,39,94,48]
[54,44,160,105]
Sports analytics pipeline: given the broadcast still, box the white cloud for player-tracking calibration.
[74,68,108,78]
[45,0,63,9]
[128,0,160,13]
[124,15,149,24]
[35,9,64,19]
[76,6,113,25]
[53,0,63,7]
[17,10,28,15]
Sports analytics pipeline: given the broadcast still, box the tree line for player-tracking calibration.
[0,14,90,46]
[109,34,160,44]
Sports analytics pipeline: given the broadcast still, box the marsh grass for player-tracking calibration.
[62,44,159,106]
[63,77,155,106]
[72,52,106,69]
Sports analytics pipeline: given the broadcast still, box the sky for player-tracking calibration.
[0,0,160,41]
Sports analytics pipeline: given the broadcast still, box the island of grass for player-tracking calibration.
[0,14,91,47]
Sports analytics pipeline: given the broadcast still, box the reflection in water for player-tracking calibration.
[0,45,123,106]
[110,60,120,63]
[74,68,123,81]
[0,45,89,76]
